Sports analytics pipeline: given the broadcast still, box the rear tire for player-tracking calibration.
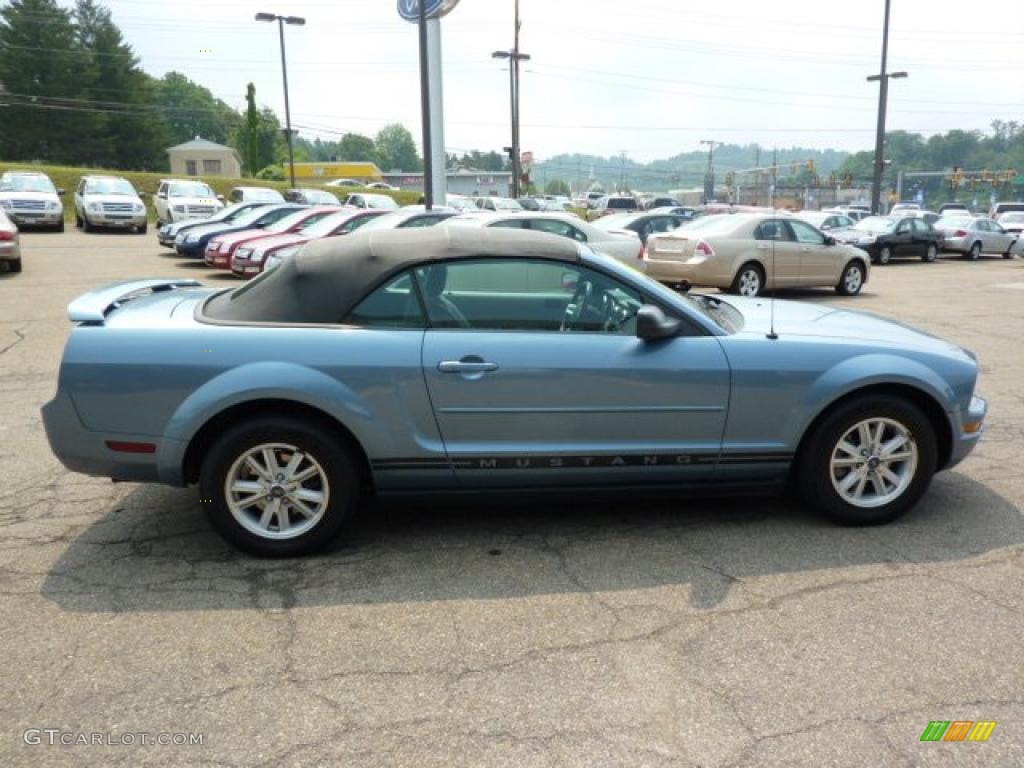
[82,215,94,233]
[798,395,937,526]
[835,260,865,296]
[729,262,765,297]
[967,241,982,260]
[199,416,359,557]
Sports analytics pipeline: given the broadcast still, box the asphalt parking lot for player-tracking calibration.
[1,230,1023,767]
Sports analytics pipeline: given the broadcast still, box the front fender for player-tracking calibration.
[784,352,956,449]
[156,362,377,485]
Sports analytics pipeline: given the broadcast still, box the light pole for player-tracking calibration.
[867,0,907,215]
[255,12,305,189]
[700,139,718,204]
[492,0,530,198]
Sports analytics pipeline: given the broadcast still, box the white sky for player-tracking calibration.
[100,0,1024,162]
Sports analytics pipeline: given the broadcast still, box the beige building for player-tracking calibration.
[167,137,242,178]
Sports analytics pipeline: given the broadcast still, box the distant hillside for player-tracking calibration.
[534,144,850,194]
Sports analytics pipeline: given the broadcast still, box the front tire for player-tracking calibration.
[798,395,937,525]
[82,215,95,233]
[199,416,359,557]
[137,222,148,235]
[836,260,865,296]
[923,243,937,262]
[730,262,765,297]
[875,245,892,265]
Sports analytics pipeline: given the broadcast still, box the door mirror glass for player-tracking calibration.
[824,234,836,246]
[636,304,681,341]
[57,188,66,196]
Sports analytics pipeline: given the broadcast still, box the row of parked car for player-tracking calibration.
[151,190,1024,300]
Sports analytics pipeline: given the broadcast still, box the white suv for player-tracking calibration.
[0,171,65,231]
[154,179,223,224]
[74,176,148,234]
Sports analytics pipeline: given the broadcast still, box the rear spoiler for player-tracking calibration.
[67,279,202,323]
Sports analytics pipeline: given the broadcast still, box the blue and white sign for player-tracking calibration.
[397,0,460,22]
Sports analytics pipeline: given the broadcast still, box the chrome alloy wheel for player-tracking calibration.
[830,418,918,509]
[843,265,863,293]
[737,268,762,296]
[224,443,330,540]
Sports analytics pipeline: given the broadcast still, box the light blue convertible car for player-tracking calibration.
[43,227,987,556]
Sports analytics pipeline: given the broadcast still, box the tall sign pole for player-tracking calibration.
[399,0,458,209]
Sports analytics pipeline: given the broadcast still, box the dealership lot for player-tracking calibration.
[2,231,1023,766]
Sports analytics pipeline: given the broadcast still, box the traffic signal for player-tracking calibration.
[807,159,815,174]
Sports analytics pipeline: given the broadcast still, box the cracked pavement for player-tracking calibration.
[1,231,1022,767]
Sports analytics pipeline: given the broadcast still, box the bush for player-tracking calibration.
[0,161,421,221]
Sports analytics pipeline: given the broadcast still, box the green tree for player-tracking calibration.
[337,132,377,163]
[154,71,240,147]
[375,123,421,172]
[230,85,283,176]
[74,0,166,170]
[545,179,571,196]
[0,0,81,163]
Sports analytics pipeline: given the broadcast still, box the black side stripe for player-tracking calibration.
[371,453,793,470]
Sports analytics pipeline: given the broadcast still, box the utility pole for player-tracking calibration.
[255,12,305,189]
[618,150,627,192]
[492,0,530,198]
[867,0,908,215]
[700,139,718,203]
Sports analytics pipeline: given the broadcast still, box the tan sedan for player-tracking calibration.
[644,213,870,297]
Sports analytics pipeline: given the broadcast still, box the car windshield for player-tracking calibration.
[300,210,359,236]
[231,205,284,227]
[854,216,897,234]
[936,216,972,228]
[490,198,522,211]
[592,213,640,230]
[266,209,316,233]
[361,194,399,209]
[242,189,283,202]
[999,212,1024,223]
[0,174,56,193]
[85,178,136,195]
[676,215,743,235]
[169,181,214,198]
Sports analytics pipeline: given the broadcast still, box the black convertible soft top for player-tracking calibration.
[201,225,582,324]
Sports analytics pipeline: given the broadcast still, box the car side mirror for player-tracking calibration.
[636,304,681,341]
[57,188,66,196]
[824,235,836,246]
[157,192,167,199]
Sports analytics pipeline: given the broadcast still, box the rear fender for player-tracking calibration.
[157,362,378,485]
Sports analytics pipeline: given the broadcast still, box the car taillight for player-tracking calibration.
[696,240,714,257]
[638,243,646,260]
[0,231,14,241]
[953,229,967,237]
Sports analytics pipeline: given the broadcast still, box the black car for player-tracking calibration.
[517,197,542,211]
[837,215,943,264]
[590,211,692,245]
[643,196,681,210]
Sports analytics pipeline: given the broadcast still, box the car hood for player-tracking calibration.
[168,197,221,206]
[723,296,970,358]
[238,232,309,253]
[83,194,143,206]
[0,190,60,203]
[211,228,272,246]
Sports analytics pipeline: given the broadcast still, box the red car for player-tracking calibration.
[230,208,387,277]
[204,206,342,268]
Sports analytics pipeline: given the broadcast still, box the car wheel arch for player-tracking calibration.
[182,397,373,491]
[793,381,953,475]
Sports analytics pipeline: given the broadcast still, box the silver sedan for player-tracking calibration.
[934,215,1019,260]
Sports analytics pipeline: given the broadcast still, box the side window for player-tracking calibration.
[491,219,526,229]
[911,219,930,234]
[788,220,826,245]
[895,219,911,234]
[345,273,425,329]
[754,219,793,241]
[413,259,644,334]
[527,218,573,239]
[401,215,443,228]
[974,219,989,232]
[230,189,241,202]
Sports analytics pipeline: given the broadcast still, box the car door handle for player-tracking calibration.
[438,360,499,373]
[800,246,812,252]
[756,243,771,250]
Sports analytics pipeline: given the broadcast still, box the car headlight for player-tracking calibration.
[134,202,145,213]
[88,202,102,212]
[173,205,185,213]
[264,254,283,271]
[0,200,10,209]
[185,233,200,243]
[209,241,222,252]
[46,201,60,211]
[235,247,252,258]
[856,236,876,245]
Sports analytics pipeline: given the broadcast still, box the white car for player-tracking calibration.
[74,175,148,234]
[443,211,644,268]
[0,171,65,231]
[228,186,285,205]
[366,182,399,191]
[476,197,523,212]
[889,203,921,215]
[154,179,223,224]
[343,193,399,210]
